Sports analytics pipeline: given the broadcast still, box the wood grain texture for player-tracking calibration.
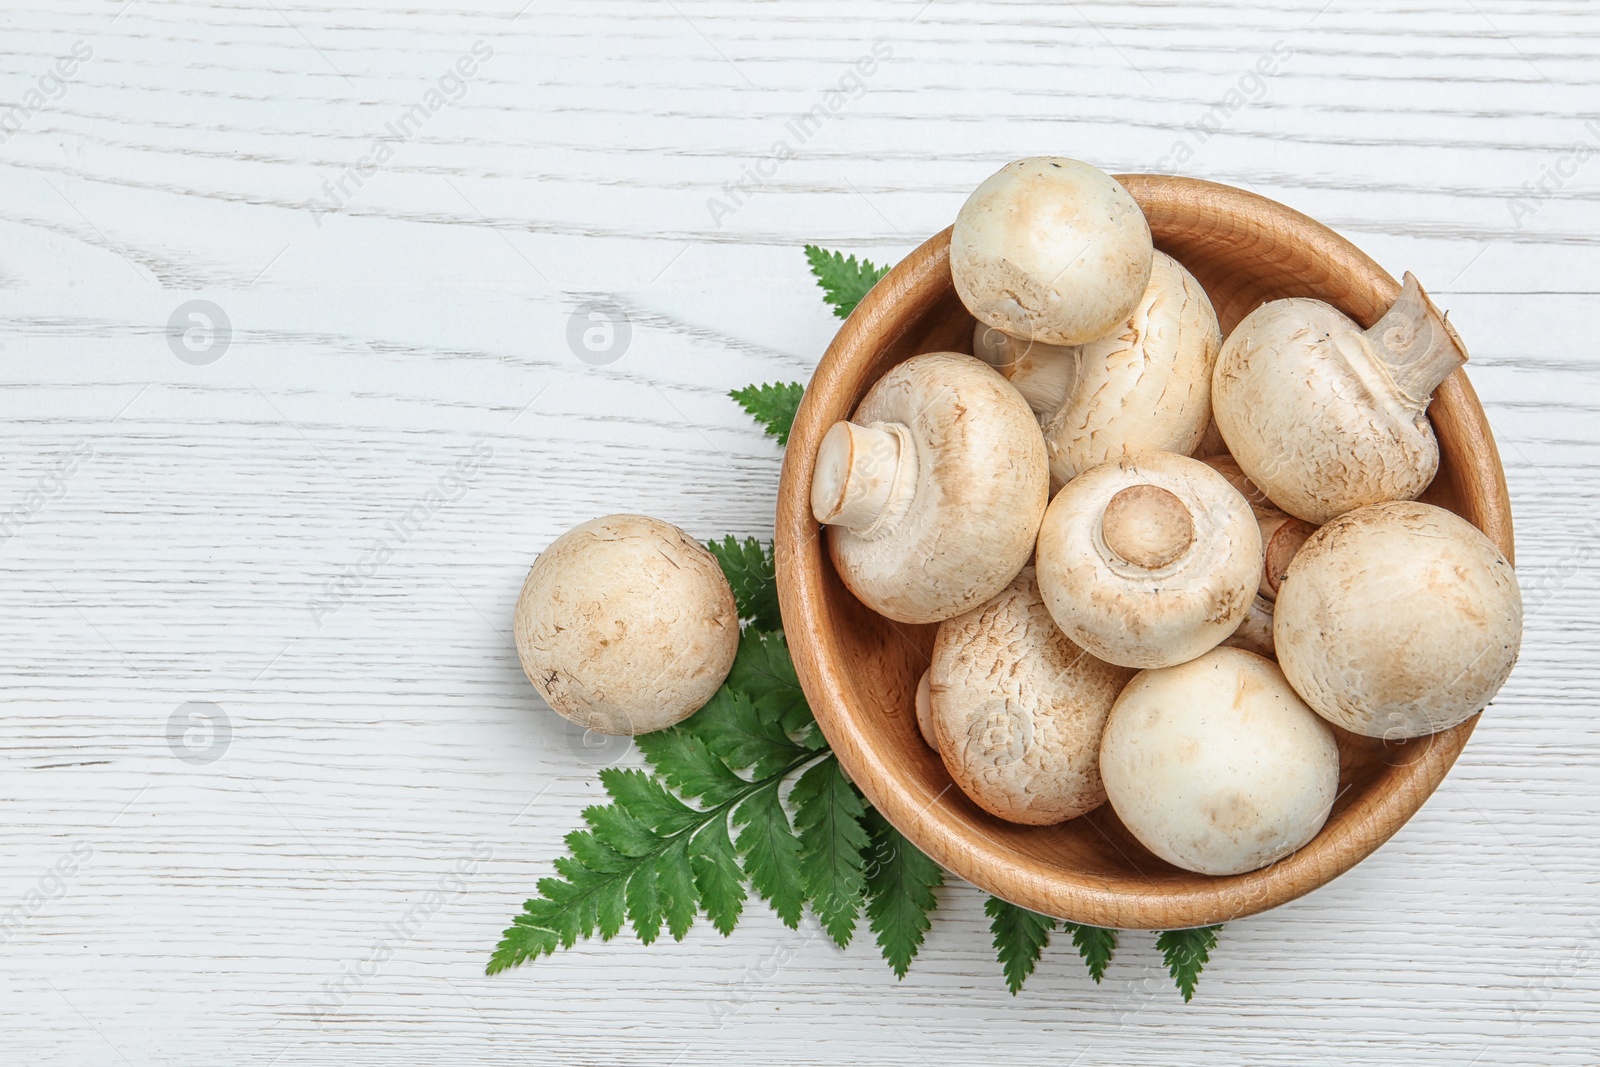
[0,1,1597,1064]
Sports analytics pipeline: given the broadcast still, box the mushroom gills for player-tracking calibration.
[1258,511,1316,601]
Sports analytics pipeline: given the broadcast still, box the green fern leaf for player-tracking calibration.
[732,782,808,929]
[985,897,1057,994]
[791,757,870,948]
[725,629,816,738]
[633,728,748,808]
[1157,925,1222,1002]
[730,382,805,446]
[862,808,943,978]
[688,815,746,936]
[1064,922,1118,984]
[683,687,806,779]
[804,245,890,318]
[706,535,783,631]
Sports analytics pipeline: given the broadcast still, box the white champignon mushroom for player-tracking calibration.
[1200,453,1273,512]
[1221,595,1278,660]
[929,567,1135,824]
[951,157,1153,346]
[1212,272,1469,524]
[968,249,1221,487]
[1199,453,1316,659]
[914,668,936,749]
[1193,418,1229,460]
[1099,647,1341,876]
[1203,456,1317,603]
[1035,451,1262,669]
[811,352,1049,624]
[1256,510,1317,603]
[971,322,1079,417]
[1274,500,1523,740]
[1037,251,1224,484]
[513,514,739,736]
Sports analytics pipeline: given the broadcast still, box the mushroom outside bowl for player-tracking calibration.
[773,175,1515,930]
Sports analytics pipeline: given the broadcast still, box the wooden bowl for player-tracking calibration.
[774,175,1514,929]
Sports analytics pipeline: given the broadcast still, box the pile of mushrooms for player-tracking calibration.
[812,156,1523,877]
[502,156,1523,886]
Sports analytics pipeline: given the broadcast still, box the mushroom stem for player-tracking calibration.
[972,323,1083,416]
[811,420,918,535]
[1363,271,1468,405]
[1100,484,1195,569]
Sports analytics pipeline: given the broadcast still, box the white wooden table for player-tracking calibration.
[1,1,1596,1063]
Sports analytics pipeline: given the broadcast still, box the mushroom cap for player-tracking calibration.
[1039,251,1223,483]
[1035,451,1262,669]
[1099,647,1340,876]
[930,567,1136,824]
[914,668,936,749]
[1221,594,1278,660]
[1199,453,1273,512]
[1258,510,1317,601]
[827,352,1049,624]
[513,514,739,735]
[971,322,1079,416]
[952,157,1153,346]
[1213,297,1439,524]
[1274,500,1523,739]
[1200,454,1317,602]
[1193,418,1229,461]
